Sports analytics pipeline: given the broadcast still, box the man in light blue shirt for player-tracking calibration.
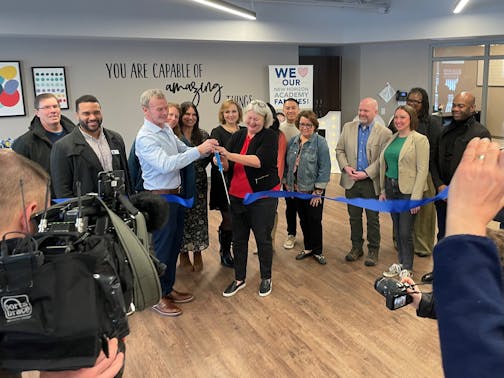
[135,89,218,317]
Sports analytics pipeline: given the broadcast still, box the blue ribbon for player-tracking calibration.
[54,194,194,208]
[160,194,194,208]
[243,187,449,213]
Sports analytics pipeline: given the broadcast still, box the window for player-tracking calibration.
[432,41,504,139]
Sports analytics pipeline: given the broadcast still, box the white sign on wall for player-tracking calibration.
[269,65,313,110]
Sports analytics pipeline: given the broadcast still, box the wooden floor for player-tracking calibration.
[26,174,444,378]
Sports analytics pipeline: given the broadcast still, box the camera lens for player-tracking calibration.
[374,276,403,297]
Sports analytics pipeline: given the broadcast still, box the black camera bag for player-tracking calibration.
[0,233,128,371]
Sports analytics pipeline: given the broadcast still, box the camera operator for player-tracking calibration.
[0,150,124,378]
[432,137,504,377]
[401,228,504,320]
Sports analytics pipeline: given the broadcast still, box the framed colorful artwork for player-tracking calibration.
[32,66,69,109]
[0,61,26,117]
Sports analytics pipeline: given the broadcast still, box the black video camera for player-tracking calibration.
[0,171,136,371]
[374,277,414,310]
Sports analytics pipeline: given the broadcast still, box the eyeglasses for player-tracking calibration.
[37,104,60,110]
[250,99,267,108]
[406,99,422,105]
[299,123,314,128]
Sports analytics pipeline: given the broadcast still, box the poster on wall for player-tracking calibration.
[0,61,26,117]
[32,67,69,109]
[269,65,313,110]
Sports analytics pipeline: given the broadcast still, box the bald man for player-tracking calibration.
[431,91,491,241]
[336,98,392,266]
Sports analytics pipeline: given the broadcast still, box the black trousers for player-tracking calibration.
[295,195,324,255]
[230,196,278,281]
[345,179,380,251]
[435,199,447,241]
[284,184,297,236]
[285,196,297,236]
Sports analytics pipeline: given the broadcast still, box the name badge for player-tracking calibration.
[111,149,120,155]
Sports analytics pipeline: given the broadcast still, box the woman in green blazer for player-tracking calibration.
[379,105,430,278]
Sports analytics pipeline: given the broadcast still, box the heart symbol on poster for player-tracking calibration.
[298,67,308,77]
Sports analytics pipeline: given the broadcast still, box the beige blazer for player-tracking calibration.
[379,130,430,200]
[336,120,392,195]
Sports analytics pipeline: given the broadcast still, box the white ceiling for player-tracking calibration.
[1,0,503,45]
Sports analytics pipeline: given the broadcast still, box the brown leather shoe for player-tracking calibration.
[165,289,194,303]
[152,298,182,317]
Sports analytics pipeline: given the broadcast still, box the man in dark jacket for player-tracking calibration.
[12,93,75,196]
[50,95,131,198]
[431,91,491,241]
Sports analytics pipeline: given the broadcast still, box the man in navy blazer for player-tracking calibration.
[50,95,131,198]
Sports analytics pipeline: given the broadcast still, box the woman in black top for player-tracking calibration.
[216,99,279,298]
[209,99,244,268]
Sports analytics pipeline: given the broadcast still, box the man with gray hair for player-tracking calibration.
[336,97,392,266]
[12,93,75,196]
[135,89,218,317]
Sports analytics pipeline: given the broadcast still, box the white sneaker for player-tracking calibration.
[383,263,403,278]
[127,302,136,316]
[399,269,413,279]
[283,234,296,249]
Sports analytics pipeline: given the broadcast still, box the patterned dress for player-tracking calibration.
[180,129,211,253]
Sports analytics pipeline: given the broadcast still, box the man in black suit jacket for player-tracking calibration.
[50,95,131,198]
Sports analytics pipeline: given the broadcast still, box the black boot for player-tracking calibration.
[421,271,433,283]
[219,227,234,268]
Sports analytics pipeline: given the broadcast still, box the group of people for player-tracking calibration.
[4,86,504,376]
[337,90,490,281]
[9,91,334,315]
[9,88,493,307]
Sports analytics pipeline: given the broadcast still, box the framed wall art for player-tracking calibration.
[0,61,26,117]
[32,66,69,109]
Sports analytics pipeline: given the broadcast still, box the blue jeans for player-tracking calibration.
[230,196,278,281]
[152,201,185,296]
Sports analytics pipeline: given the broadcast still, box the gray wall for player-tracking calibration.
[339,40,431,126]
[0,37,298,148]
[1,37,434,146]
